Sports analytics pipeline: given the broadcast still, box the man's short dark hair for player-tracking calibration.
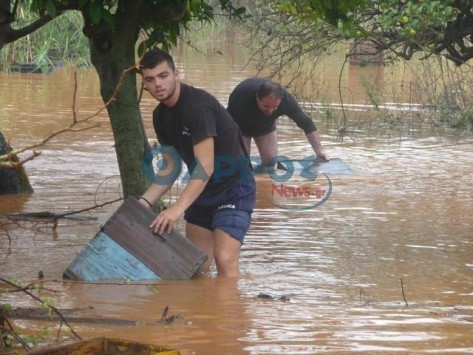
[139,48,176,71]
[257,80,283,99]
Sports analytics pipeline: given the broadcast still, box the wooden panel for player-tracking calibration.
[102,197,208,280]
[29,337,180,354]
[277,158,355,175]
[63,232,161,281]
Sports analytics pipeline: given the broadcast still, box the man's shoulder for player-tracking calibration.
[280,88,298,106]
[182,83,214,99]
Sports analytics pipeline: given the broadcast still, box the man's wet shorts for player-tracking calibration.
[184,175,256,244]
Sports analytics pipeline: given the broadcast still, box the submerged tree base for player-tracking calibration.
[0,133,33,195]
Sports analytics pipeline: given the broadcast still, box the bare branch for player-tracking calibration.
[0,319,32,352]
[3,197,123,223]
[1,61,136,169]
[0,277,82,340]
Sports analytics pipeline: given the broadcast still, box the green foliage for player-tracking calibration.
[265,0,472,64]
[21,0,246,60]
[362,0,457,40]
[270,0,458,38]
[1,303,49,350]
[20,327,50,346]
[443,108,473,130]
[1,9,90,70]
[3,1,246,69]
[309,0,366,25]
[41,298,54,318]
[30,0,58,17]
[2,303,12,314]
[436,93,473,131]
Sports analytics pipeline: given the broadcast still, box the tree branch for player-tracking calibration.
[2,197,123,223]
[0,277,82,340]
[3,14,53,42]
[0,69,119,168]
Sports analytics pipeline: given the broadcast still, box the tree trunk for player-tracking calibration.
[85,10,151,198]
[80,0,188,199]
[0,132,33,195]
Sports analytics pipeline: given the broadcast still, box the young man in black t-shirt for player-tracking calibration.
[138,49,255,277]
[227,77,329,167]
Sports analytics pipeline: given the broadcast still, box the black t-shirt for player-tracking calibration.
[153,83,250,195]
[227,77,317,137]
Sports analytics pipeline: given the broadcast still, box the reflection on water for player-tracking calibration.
[1,53,473,354]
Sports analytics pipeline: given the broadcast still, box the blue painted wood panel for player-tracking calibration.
[101,197,208,279]
[64,232,161,281]
[63,197,207,281]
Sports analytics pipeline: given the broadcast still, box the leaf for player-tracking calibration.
[89,2,103,25]
[102,10,115,30]
[45,0,57,17]
[2,303,13,314]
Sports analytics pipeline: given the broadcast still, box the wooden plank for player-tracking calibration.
[277,158,355,175]
[29,337,180,355]
[63,232,161,281]
[102,197,208,280]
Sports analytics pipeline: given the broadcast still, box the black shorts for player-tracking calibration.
[184,175,255,244]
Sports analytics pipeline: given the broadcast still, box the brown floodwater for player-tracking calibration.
[1,47,473,354]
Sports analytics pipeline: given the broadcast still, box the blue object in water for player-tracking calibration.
[64,232,161,281]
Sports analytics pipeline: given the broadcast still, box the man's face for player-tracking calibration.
[256,94,281,116]
[141,61,179,104]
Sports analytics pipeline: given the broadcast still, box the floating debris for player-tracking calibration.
[256,293,290,302]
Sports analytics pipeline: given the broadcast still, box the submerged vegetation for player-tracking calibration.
[0,9,90,72]
[312,54,473,138]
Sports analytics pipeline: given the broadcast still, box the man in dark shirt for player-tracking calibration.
[227,77,329,167]
[138,49,255,277]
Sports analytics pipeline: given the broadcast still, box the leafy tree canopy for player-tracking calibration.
[268,0,473,65]
[1,0,245,52]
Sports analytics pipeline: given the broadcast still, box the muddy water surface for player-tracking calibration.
[1,51,473,354]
